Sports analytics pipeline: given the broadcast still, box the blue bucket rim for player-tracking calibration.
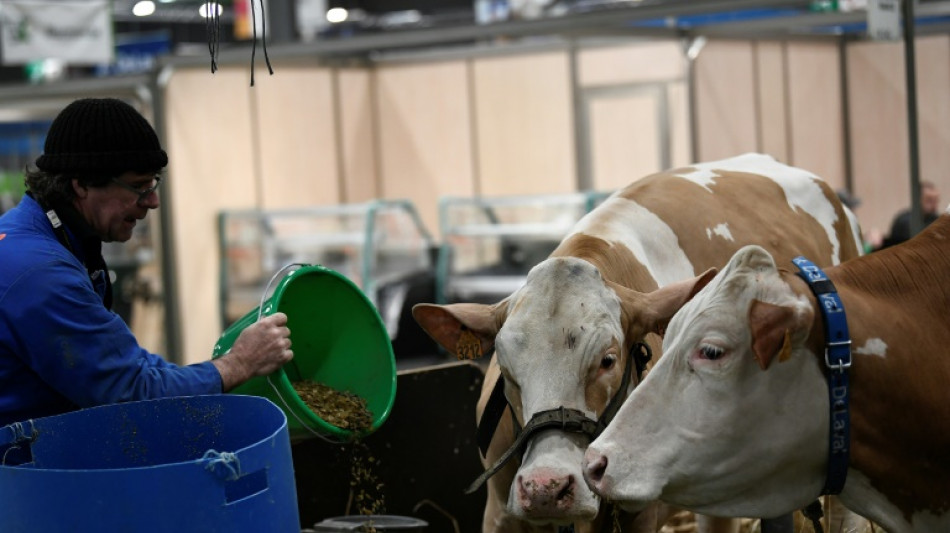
[0,394,287,472]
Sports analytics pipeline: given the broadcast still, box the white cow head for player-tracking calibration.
[413,256,713,524]
[584,245,830,519]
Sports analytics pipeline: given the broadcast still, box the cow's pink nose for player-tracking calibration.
[517,470,577,515]
[584,453,607,485]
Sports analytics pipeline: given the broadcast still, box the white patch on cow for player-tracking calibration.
[706,223,734,242]
[840,469,937,533]
[842,205,865,257]
[674,153,778,192]
[675,153,845,265]
[568,197,694,286]
[854,338,887,357]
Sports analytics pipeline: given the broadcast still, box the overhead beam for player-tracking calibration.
[163,0,816,66]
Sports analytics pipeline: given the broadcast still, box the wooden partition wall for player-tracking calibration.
[695,35,950,238]
[694,39,847,191]
[165,68,258,362]
[162,35,950,364]
[472,51,577,196]
[847,35,950,236]
[375,60,475,233]
[578,40,692,190]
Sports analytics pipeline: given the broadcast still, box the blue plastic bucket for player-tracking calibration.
[0,395,299,533]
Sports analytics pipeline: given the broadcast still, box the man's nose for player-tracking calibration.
[139,191,160,209]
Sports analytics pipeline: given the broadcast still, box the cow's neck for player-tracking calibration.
[787,218,950,527]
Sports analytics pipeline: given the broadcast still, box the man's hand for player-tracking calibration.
[213,312,293,391]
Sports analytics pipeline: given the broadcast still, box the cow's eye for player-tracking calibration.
[600,353,617,370]
[699,345,724,360]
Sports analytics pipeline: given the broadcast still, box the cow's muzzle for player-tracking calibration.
[464,342,652,495]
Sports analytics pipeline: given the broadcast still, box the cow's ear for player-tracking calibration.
[748,299,801,370]
[645,267,718,336]
[412,301,508,360]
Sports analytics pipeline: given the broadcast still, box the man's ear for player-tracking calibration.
[72,178,88,199]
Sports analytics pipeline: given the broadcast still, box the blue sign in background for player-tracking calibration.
[95,30,171,76]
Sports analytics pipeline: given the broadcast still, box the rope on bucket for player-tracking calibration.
[259,263,345,444]
[200,449,242,481]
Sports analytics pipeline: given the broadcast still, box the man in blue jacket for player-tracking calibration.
[0,98,293,427]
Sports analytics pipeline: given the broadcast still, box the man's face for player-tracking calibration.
[922,186,941,214]
[73,171,162,242]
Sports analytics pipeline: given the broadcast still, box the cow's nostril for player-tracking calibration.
[585,454,607,483]
[556,475,575,501]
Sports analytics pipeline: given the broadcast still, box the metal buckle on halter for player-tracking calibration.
[824,340,852,372]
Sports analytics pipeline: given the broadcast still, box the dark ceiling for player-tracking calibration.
[4,0,950,86]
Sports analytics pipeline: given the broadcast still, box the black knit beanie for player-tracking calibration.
[35,98,168,175]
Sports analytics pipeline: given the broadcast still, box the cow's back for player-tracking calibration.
[554,154,861,292]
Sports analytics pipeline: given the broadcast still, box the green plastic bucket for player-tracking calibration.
[213,264,397,442]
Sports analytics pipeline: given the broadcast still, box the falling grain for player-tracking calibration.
[292,380,384,531]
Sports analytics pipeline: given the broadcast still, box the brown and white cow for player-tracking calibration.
[583,211,950,533]
[413,153,863,532]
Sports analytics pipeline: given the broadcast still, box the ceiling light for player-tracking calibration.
[326,7,348,24]
[199,2,223,18]
[132,0,156,17]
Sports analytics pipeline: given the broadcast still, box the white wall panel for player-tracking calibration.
[579,40,685,86]
[253,67,341,208]
[787,41,846,189]
[588,90,662,191]
[164,67,256,363]
[472,51,576,196]
[754,41,789,163]
[375,60,475,238]
[338,69,379,203]
[694,40,758,162]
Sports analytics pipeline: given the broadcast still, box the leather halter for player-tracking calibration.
[465,342,652,495]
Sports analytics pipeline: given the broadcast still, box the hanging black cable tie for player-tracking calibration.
[259,0,273,75]
[205,2,220,73]
[249,0,274,87]
[250,0,257,85]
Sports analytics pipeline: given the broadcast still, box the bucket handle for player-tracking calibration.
[258,263,348,444]
[1,420,36,465]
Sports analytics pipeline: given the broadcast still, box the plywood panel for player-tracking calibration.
[755,41,789,163]
[375,60,475,238]
[787,41,846,189]
[579,40,686,87]
[847,37,950,243]
[253,67,341,208]
[915,35,950,205]
[338,69,379,203]
[164,67,257,364]
[589,91,661,191]
[846,40,909,238]
[667,81,692,169]
[473,51,576,196]
[694,40,758,162]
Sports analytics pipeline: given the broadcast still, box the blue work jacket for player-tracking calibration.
[0,195,221,427]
